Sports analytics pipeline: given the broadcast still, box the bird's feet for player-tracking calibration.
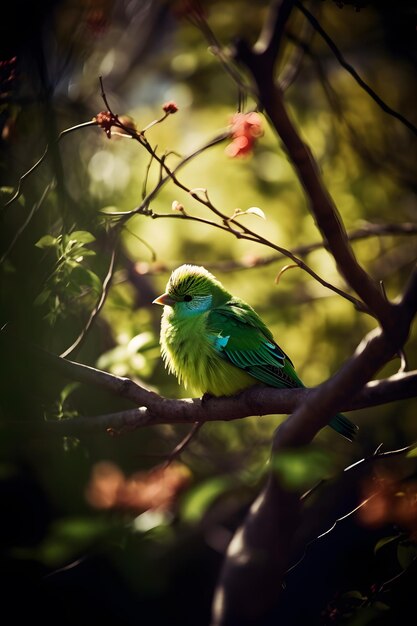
[201,392,215,407]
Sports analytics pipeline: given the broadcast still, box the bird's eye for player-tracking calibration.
[184,295,192,302]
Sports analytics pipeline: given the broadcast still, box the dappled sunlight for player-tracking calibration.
[88,150,131,192]
[1,0,416,624]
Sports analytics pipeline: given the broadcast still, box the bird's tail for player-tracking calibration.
[329,413,359,442]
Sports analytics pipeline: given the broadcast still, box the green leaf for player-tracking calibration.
[38,517,111,566]
[35,235,57,249]
[374,535,400,554]
[34,289,51,306]
[397,541,417,570]
[69,230,96,244]
[127,332,155,354]
[270,448,334,490]
[77,248,96,257]
[54,517,108,541]
[406,445,417,458]
[85,268,102,293]
[0,186,15,196]
[1,186,25,207]
[59,382,80,404]
[181,477,232,523]
[342,590,366,601]
[71,266,102,293]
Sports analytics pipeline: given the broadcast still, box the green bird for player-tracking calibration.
[153,264,358,441]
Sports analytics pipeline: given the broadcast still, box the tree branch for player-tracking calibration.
[211,261,417,625]
[60,238,118,359]
[254,0,295,63]
[10,344,417,435]
[295,1,417,138]
[33,347,160,407]
[212,324,416,624]
[234,30,395,330]
[130,221,417,275]
[210,0,417,617]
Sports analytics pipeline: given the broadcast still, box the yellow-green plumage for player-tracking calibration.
[161,304,255,396]
[154,264,358,441]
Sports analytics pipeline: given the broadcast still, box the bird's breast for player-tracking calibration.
[161,311,211,391]
[160,310,255,396]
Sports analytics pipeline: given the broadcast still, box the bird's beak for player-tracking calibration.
[152,292,176,307]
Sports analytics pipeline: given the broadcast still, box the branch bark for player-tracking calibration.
[234,12,394,329]
[8,346,417,435]
[211,295,416,625]
[209,0,417,620]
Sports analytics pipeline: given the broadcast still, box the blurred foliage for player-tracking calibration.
[1,0,417,624]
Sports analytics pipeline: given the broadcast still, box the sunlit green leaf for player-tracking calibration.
[35,235,57,249]
[270,448,334,490]
[406,445,417,458]
[181,477,232,523]
[54,517,109,541]
[69,230,96,244]
[59,382,80,404]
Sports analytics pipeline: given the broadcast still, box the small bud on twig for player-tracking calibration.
[162,101,179,114]
[172,200,187,215]
[93,110,119,139]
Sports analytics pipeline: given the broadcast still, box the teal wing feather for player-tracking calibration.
[207,299,358,442]
[207,299,304,390]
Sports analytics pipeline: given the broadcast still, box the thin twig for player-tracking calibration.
[295,1,417,138]
[1,181,54,264]
[289,440,417,578]
[235,48,393,328]
[122,226,157,262]
[60,240,118,359]
[285,496,376,575]
[104,131,230,218]
[278,9,313,91]
[141,208,368,312]
[255,0,295,62]
[127,222,417,275]
[142,149,156,200]
[186,7,254,97]
[162,421,205,468]
[4,121,96,209]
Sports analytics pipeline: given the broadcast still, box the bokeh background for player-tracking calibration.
[1,1,416,624]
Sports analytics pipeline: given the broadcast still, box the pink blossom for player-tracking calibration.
[226,112,263,158]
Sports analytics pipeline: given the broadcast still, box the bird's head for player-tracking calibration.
[153,264,229,318]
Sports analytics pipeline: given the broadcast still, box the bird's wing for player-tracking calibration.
[207,300,303,389]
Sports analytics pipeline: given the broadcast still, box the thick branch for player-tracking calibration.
[212,335,416,625]
[11,349,417,435]
[212,264,417,624]
[255,0,295,63]
[295,1,417,138]
[273,265,417,448]
[35,348,160,407]
[213,5,417,614]
[234,46,394,329]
